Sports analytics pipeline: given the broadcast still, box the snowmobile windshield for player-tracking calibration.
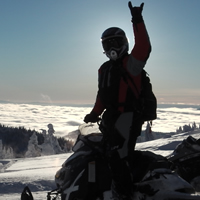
[72,123,103,152]
[78,123,101,136]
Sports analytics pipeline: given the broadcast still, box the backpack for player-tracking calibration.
[140,70,157,121]
[123,69,157,122]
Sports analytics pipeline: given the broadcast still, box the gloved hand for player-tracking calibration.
[128,1,144,24]
[84,111,99,123]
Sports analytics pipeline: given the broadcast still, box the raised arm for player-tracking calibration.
[126,2,151,75]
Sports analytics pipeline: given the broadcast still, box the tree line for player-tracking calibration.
[0,124,73,157]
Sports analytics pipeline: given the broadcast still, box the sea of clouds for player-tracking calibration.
[0,102,200,138]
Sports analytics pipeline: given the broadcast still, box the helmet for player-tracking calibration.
[101,27,129,60]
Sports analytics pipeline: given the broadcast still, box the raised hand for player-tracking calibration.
[128,1,144,24]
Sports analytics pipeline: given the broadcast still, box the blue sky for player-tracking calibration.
[0,0,200,105]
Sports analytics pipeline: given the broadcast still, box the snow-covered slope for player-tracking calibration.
[136,130,200,156]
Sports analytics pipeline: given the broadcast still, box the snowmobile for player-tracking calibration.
[168,135,200,191]
[46,123,200,200]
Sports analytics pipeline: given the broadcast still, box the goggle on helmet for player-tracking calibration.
[101,27,129,60]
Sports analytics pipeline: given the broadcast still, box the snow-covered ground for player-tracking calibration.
[1,130,200,200]
[136,130,200,157]
[0,154,70,199]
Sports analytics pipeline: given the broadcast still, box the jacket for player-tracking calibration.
[92,21,151,116]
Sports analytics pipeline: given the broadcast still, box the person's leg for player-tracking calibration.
[108,112,134,199]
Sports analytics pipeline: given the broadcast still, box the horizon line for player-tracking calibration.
[0,100,199,108]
